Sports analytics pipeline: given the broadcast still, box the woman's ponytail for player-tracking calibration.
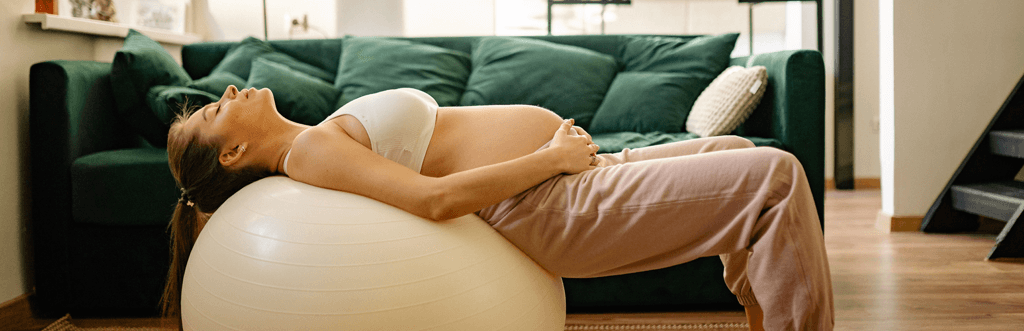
[160,108,273,330]
[160,197,207,329]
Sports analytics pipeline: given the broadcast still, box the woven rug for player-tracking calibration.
[41,315,165,331]
[43,314,749,331]
[564,323,749,331]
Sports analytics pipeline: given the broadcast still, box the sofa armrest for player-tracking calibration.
[730,50,826,225]
[29,60,146,312]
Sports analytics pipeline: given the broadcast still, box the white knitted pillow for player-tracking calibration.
[685,66,768,137]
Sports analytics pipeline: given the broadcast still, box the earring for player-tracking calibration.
[239,146,246,153]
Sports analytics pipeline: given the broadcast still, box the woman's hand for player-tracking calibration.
[548,119,600,174]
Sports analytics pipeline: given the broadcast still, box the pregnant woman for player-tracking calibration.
[163,85,834,330]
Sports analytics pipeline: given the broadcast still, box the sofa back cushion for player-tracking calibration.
[245,58,338,126]
[335,37,471,108]
[588,71,704,135]
[145,85,218,125]
[459,37,618,129]
[180,34,715,132]
[587,33,739,135]
[110,30,193,147]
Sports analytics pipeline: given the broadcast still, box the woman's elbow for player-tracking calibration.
[424,184,455,221]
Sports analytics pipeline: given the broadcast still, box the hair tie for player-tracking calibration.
[179,187,195,207]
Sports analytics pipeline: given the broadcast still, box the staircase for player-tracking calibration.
[922,72,1024,260]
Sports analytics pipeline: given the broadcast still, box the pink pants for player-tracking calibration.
[476,135,834,330]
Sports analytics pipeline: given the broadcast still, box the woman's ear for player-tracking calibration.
[219,143,248,168]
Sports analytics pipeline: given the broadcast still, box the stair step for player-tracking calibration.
[949,181,1024,222]
[988,130,1024,158]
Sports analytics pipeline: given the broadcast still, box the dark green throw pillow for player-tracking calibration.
[210,37,334,82]
[589,72,707,135]
[110,29,193,147]
[146,86,219,125]
[259,52,335,83]
[460,37,618,130]
[335,37,470,107]
[619,33,739,75]
[586,33,739,134]
[208,37,274,80]
[188,72,245,96]
[245,58,338,126]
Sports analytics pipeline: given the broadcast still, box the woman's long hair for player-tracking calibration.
[161,108,273,329]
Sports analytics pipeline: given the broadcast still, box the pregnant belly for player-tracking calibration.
[420,105,565,178]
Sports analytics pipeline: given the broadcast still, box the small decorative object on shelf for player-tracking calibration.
[135,0,187,34]
[67,0,118,23]
[35,0,57,15]
[70,0,91,19]
[93,0,118,22]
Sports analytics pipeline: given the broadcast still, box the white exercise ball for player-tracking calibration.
[181,176,566,330]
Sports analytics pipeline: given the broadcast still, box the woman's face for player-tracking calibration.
[183,85,276,144]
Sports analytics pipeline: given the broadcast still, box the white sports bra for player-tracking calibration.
[283,88,439,174]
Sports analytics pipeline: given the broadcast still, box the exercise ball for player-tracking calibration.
[180,176,565,330]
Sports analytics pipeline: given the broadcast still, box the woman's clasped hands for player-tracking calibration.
[548,119,600,175]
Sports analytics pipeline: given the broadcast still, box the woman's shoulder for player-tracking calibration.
[284,126,352,179]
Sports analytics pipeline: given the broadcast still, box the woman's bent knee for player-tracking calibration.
[717,135,756,149]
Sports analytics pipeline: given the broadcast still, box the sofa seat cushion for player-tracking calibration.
[71,148,178,226]
[592,131,783,154]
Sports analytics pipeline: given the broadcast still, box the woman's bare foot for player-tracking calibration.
[745,304,765,331]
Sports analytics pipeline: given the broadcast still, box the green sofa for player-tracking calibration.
[29,34,824,317]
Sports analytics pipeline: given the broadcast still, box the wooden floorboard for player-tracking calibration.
[566,189,1024,330]
[5,189,1023,330]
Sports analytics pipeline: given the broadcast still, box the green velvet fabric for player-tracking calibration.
[207,37,275,79]
[620,33,739,74]
[259,52,335,83]
[593,33,739,135]
[146,85,218,125]
[245,58,337,126]
[209,37,335,82]
[589,72,703,135]
[335,37,471,107]
[70,148,178,226]
[565,256,736,312]
[110,29,192,147]
[592,131,783,154]
[187,72,245,96]
[460,37,618,129]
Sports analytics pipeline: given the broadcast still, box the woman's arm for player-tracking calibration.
[288,120,597,221]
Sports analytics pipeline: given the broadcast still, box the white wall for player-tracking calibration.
[881,0,1024,217]
[0,0,188,306]
[337,0,404,37]
[854,0,881,180]
[194,0,337,41]
[404,0,495,37]
[0,0,96,305]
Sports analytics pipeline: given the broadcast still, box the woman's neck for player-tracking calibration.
[270,121,311,175]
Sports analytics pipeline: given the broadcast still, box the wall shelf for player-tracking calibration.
[22,13,201,45]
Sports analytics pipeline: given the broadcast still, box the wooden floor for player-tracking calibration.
[6,189,1024,330]
[819,189,1023,330]
[568,189,1024,330]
